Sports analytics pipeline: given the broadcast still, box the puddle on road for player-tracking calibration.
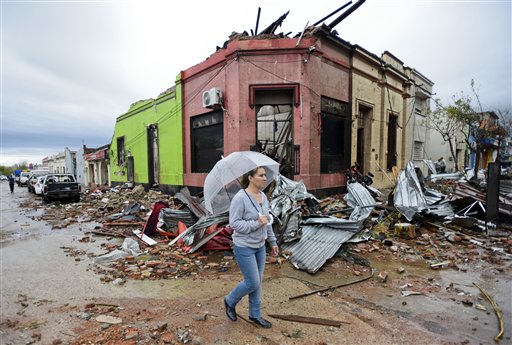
[278,255,369,288]
[270,248,511,344]
[0,207,51,244]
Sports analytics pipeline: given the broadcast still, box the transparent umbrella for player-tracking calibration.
[203,151,280,214]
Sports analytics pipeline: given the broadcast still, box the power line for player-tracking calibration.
[240,56,322,99]
[116,58,235,154]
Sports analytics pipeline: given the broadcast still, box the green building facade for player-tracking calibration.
[109,77,183,193]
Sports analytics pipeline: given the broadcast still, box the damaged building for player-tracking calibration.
[110,86,184,193]
[110,1,434,193]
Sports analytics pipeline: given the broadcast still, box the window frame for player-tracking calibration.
[190,110,224,173]
[320,96,351,174]
[116,136,125,166]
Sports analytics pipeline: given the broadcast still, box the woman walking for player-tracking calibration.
[224,167,279,328]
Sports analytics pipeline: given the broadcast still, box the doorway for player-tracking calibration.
[387,113,398,171]
[147,124,159,187]
[127,156,134,185]
[356,104,372,173]
[88,164,95,186]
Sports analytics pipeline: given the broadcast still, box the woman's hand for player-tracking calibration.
[258,214,269,227]
[270,245,279,257]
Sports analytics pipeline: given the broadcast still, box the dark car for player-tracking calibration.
[41,174,81,203]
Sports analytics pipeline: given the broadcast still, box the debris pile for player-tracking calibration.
[29,160,511,283]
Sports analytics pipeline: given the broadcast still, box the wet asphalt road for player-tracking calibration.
[0,182,168,343]
[0,183,236,344]
[1,181,511,344]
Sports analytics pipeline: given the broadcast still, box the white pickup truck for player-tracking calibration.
[18,172,31,186]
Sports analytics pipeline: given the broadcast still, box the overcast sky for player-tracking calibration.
[1,0,511,166]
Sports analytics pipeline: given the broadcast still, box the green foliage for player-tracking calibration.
[0,165,14,176]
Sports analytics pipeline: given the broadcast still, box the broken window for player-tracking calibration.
[191,110,224,173]
[117,136,125,166]
[320,96,350,173]
[256,105,292,156]
[253,88,295,178]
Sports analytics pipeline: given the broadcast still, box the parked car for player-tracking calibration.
[18,172,31,186]
[0,175,8,181]
[34,176,46,195]
[27,170,49,193]
[41,174,80,203]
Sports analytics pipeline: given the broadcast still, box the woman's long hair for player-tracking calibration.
[241,166,263,188]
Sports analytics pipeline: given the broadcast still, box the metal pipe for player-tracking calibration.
[254,7,261,35]
[327,0,366,30]
[313,1,352,26]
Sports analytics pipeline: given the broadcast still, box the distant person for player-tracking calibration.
[435,157,446,173]
[8,175,15,193]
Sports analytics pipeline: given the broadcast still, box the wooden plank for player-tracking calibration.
[168,226,193,246]
[133,229,157,246]
[268,314,348,327]
[103,222,145,227]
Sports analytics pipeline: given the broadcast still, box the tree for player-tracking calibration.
[428,79,507,179]
[494,108,512,162]
[0,165,14,176]
[428,96,468,171]
[12,161,29,169]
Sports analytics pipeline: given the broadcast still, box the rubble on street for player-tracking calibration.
[24,167,512,280]
[7,165,512,344]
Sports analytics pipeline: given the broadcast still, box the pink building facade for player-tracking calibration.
[181,30,353,194]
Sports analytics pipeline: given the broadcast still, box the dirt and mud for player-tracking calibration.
[1,182,511,345]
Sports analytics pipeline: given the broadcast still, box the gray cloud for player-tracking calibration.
[2,0,511,166]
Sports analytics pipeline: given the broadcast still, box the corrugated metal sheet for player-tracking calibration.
[345,182,374,206]
[281,221,363,274]
[301,216,363,230]
[182,212,229,246]
[424,188,445,206]
[500,180,512,195]
[394,162,427,221]
[174,188,207,218]
[429,172,464,182]
[422,201,455,218]
[344,182,375,221]
[270,174,318,243]
[452,182,512,216]
[279,180,373,273]
[159,208,197,227]
[423,159,437,174]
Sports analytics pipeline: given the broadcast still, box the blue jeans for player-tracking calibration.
[225,245,266,318]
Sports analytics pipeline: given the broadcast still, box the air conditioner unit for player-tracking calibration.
[202,88,223,108]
